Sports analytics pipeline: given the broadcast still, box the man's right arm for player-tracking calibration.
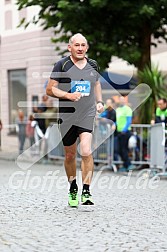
[46,78,81,102]
[46,78,69,99]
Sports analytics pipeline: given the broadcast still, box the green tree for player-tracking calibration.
[137,64,167,124]
[17,0,167,71]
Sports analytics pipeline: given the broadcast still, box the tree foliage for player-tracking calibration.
[17,0,167,71]
[137,64,167,123]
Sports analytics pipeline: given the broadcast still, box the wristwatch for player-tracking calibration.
[97,101,104,106]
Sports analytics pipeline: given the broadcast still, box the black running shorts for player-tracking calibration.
[60,125,92,146]
[59,116,95,146]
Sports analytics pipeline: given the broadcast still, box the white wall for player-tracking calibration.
[0,0,41,37]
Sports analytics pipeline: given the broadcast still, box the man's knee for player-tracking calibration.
[65,152,76,161]
[81,147,92,157]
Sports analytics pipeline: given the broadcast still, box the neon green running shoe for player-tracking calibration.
[68,189,79,207]
[81,190,94,205]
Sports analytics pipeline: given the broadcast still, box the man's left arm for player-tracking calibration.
[94,80,104,113]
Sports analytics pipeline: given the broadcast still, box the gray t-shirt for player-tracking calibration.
[50,56,100,125]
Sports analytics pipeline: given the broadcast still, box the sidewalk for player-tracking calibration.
[0,134,62,165]
[0,133,20,161]
[0,149,18,162]
[0,148,64,168]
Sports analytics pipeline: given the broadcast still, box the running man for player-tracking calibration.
[46,33,104,207]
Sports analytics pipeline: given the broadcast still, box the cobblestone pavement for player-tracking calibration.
[0,159,167,252]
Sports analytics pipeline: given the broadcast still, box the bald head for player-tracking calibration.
[69,33,88,45]
[68,33,88,61]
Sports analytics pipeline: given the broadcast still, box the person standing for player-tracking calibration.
[151,98,167,148]
[116,96,133,171]
[46,33,104,207]
[39,94,49,112]
[100,98,116,123]
[99,98,118,161]
[33,105,48,161]
[44,99,58,159]
[16,110,27,154]
[26,114,35,147]
[151,98,167,127]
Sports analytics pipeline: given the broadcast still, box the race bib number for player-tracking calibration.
[71,81,91,96]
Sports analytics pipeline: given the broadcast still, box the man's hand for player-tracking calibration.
[96,103,104,113]
[67,92,82,102]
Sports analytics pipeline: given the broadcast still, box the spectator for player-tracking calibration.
[151,98,167,127]
[33,94,49,113]
[16,110,27,154]
[99,98,118,160]
[152,98,167,149]
[44,100,58,159]
[100,98,116,123]
[35,106,46,135]
[39,94,49,112]
[26,114,35,147]
[34,106,48,161]
[45,99,58,129]
[116,96,134,171]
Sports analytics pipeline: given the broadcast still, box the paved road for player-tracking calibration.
[0,159,167,252]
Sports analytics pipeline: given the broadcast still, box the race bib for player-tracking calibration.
[71,80,91,96]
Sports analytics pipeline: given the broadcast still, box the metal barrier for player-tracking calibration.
[137,123,167,178]
[47,124,64,160]
[92,121,112,165]
[47,121,153,171]
[109,123,151,169]
[128,124,151,166]
[47,121,112,165]
[150,123,165,169]
[150,123,167,175]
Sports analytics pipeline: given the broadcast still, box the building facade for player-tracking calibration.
[0,0,63,151]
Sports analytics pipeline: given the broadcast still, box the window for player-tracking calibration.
[5,10,12,30]
[8,70,27,133]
